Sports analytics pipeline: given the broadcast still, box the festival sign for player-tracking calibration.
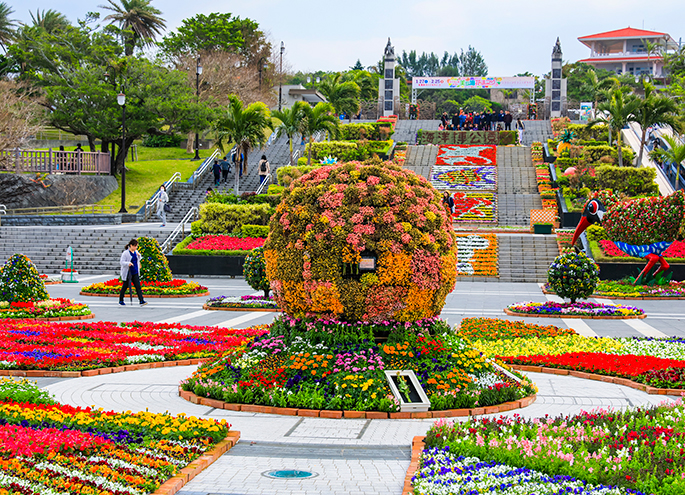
[412,76,535,90]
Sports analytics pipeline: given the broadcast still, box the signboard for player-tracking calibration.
[412,76,535,90]
[580,102,593,121]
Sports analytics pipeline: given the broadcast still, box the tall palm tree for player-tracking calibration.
[272,101,307,167]
[100,0,166,56]
[317,73,360,122]
[299,102,339,166]
[633,80,681,166]
[29,9,70,34]
[213,94,273,175]
[651,134,685,191]
[0,2,18,51]
[584,71,620,117]
[588,86,641,167]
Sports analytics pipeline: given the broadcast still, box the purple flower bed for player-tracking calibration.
[506,300,645,317]
[205,294,278,309]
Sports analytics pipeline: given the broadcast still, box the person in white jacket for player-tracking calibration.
[156,184,169,227]
[119,239,147,306]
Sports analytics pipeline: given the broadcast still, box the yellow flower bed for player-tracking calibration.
[474,334,623,358]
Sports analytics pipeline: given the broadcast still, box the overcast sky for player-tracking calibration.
[11,0,685,77]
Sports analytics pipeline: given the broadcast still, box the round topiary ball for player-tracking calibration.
[0,254,49,303]
[264,161,457,322]
[244,247,270,298]
[548,250,599,303]
[137,237,172,282]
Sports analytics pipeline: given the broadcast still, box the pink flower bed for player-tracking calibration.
[187,236,266,251]
[599,240,685,259]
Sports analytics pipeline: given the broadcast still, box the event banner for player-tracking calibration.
[412,76,535,90]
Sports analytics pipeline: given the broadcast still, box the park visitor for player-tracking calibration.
[442,191,454,215]
[118,239,147,307]
[258,155,271,185]
[212,159,221,187]
[220,157,230,183]
[156,184,169,227]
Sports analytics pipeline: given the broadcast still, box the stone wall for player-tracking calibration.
[0,174,118,209]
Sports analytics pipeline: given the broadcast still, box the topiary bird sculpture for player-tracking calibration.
[571,190,685,284]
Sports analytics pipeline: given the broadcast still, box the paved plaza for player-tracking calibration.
[33,276,685,494]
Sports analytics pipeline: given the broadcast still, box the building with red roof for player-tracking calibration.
[578,27,679,77]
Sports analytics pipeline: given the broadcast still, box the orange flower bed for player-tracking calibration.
[455,234,498,277]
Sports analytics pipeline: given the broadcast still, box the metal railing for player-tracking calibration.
[4,204,115,215]
[0,149,110,175]
[289,149,301,166]
[160,206,199,254]
[255,173,272,195]
[265,130,279,148]
[189,149,222,189]
[143,172,182,221]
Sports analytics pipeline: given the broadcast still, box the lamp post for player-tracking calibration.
[278,41,284,111]
[117,92,127,213]
[193,56,203,161]
[258,57,267,89]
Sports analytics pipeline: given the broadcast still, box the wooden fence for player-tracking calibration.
[0,149,110,175]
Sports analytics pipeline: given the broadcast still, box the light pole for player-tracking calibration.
[117,92,127,213]
[193,56,203,161]
[278,41,284,111]
[258,57,267,89]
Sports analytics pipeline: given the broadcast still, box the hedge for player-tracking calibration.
[305,141,369,162]
[339,122,394,141]
[595,165,659,196]
[192,203,272,235]
[207,192,281,207]
[277,165,321,186]
[583,145,634,164]
[567,124,608,141]
[241,224,270,237]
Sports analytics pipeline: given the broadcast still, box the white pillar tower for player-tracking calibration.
[379,38,400,117]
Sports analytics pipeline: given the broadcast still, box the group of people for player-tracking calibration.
[439,110,524,132]
[212,152,271,187]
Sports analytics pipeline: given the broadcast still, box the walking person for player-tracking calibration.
[504,111,513,131]
[258,155,271,185]
[516,118,525,144]
[212,159,221,187]
[442,191,454,216]
[156,184,169,227]
[118,239,147,307]
[220,157,230,183]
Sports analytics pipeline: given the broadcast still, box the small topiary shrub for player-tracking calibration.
[138,237,172,282]
[548,251,599,303]
[241,224,270,238]
[244,247,270,298]
[0,254,49,303]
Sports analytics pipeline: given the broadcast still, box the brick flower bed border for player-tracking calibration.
[0,313,94,322]
[0,358,209,378]
[540,288,685,301]
[509,364,685,396]
[178,387,537,419]
[503,308,647,319]
[80,291,210,298]
[402,436,426,495]
[202,303,279,313]
[152,430,240,495]
[44,281,62,285]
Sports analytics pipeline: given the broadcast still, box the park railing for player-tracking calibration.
[189,149,222,189]
[160,206,199,254]
[143,172,182,222]
[4,204,115,215]
[0,149,110,175]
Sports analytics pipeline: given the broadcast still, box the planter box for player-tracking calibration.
[533,224,553,235]
[384,370,431,413]
[61,270,78,282]
[167,255,246,277]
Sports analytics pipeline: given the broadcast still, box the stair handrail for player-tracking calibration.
[265,130,279,148]
[255,173,272,195]
[190,148,222,189]
[160,206,199,254]
[289,149,300,166]
[144,171,182,221]
[0,205,6,215]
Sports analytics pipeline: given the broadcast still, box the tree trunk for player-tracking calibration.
[185,131,194,153]
[637,128,647,166]
[101,140,109,154]
[242,143,249,175]
[114,137,135,175]
[87,136,96,152]
[617,133,623,167]
[288,136,294,166]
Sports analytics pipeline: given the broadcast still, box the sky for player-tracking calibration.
[11,0,685,77]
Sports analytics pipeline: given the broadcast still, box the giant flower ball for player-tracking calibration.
[264,161,457,322]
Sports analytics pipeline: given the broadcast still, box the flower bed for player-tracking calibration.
[181,316,536,413]
[451,191,497,223]
[421,401,685,495]
[435,145,497,166]
[455,234,498,277]
[81,278,209,297]
[430,165,497,191]
[204,294,279,311]
[505,300,645,319]
[544,280,685,299]
[0,379,233,495]
[39,274,61,285]
[458,317,576,340]
[0,320,267,370]
[173,235,267,257]
[0,298,92,320]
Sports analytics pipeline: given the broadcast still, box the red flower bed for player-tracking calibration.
[102,279,188,288]
[0,424,111,456]
[599,239,685,259]
[187,236,266,252]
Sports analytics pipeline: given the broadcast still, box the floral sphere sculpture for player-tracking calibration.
[0,254,49,303]
[264,161,457,322]
[548,250,599,304]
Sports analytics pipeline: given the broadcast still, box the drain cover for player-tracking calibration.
[262,470,318,479]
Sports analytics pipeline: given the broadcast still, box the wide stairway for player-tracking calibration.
[520,120,553,146]
[393,119,439,144]
[0,226,167,275]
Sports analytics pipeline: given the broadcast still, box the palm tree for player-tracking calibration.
[272,101,307,167]
[584,71,620,117]
[650,134,685,191]
[633,80,681,166]
[0,2,18,51]
[317,73,360,122]
[299,102,339,166]
[100,0,166,56]
[588,86,641,166]
[29,9,70,34]
[213,94,273,175]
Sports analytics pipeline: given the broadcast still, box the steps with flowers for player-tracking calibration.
[496,146,542,227]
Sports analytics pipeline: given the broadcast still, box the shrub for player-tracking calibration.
[548,251,599,303]
[138,237,172,282]
[583,145,634,164]
[141,134,183,147]
[305,141,369,162]
[244,247,270,298]
[595,165,659,197]
[268,184,286,194]
[194,203,272,234]
[0,378,55,404]
[0,254,49,303]
[567,123,608,141]
[277,165,321,186]
[586,224,608,243]
[241,224,270,237]
[555,157,578,172]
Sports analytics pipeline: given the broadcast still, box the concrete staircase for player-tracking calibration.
[0,226,168,275]
[521,120,553,146]
[497,147,542,227]
[393,120,440,144]
[498,234,559,283]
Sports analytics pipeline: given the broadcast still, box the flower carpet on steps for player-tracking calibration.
[455,234,498,277]
[430,165,497,191]
[434,145,497,167]
[451,192,497,223]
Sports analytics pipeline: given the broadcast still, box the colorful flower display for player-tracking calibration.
[205,295,278,310]
[0,320,267,370]
[547,251,599,303]
[82,279,208,296]
[458,318,576,341]
[430,165,497,191]
[435,145,497,166]
[455,234,498,277]
[599,239,685,259]
[264,161,457,322]
[0,298,91,319]
[186,236,266,252]
[505,300,645,318]
[450,192,497,223]
[0,254,49,303]
[423,401,685,495]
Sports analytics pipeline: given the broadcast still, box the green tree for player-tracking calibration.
[0,2,17,50]
[317,73,360,121]
[583,69,620,114]
[633,80,681,166]
[272,101,307,167]
[350,59,364,71]
[213,94,273,174]
[459,46,488,76]
[100,0,166,56]
[29,9,70,33]
[651,134,685,190]
[299,102,339,165]
[462,95,492,113]
[588,86,641,167]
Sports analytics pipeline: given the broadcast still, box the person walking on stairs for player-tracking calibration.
[156,184,169,227]
[212,159,221,187]
[118,239,147,307]
[220,157,231,183]
[442,191,454,216]
[258,155,271,185]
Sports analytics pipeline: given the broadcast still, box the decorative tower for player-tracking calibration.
[379,38,400,117]
[546,37,567,118]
